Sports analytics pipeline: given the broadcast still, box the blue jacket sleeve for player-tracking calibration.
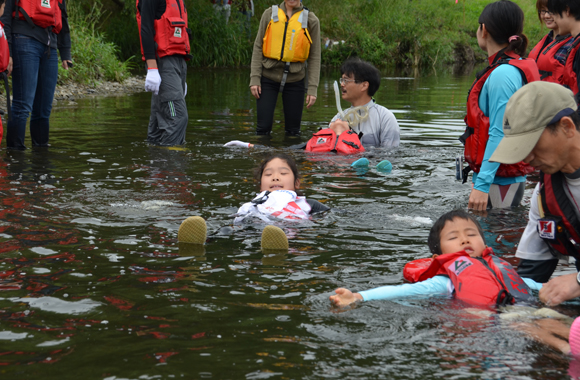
[474,64,523,193]
[523,277,543,291]
[359,276,451,302]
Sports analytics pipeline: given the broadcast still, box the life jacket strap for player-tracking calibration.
[279,62,291,93]
[251,191,271,205]
[271,5,279,22]
[539,70,553,80]
[298,8,308,28]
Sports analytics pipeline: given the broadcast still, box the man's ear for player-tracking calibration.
[360,81,369,94]
[560,116,577,138]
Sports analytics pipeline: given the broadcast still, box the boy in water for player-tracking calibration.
[330,209,541,307]
[330,209,580,355]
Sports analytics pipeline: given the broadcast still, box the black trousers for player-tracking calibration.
[256,76,305,135]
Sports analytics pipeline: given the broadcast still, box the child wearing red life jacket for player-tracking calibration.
[330,210,541,308]
[329,209,580,355]
[177,153,329,248]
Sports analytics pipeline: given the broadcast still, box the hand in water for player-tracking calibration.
[330,288,362,307]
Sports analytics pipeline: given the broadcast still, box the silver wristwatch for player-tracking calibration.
[576,271,580,286]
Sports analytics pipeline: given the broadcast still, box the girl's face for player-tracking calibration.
[540,8,557,30]
[260,158,299,192]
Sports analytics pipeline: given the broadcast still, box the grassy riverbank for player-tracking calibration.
[68,0,548,81]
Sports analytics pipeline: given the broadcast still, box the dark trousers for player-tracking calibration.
[148,55,188,146]
[256,76,305,136]
[7,34,58,149]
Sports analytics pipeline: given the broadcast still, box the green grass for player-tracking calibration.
[71,0,551,75]
[58,1,133,85]
[310,0,548,68]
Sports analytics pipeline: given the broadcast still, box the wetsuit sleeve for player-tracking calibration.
[305,11,321,97]
[306,199,330,214]
[474,64,522,193]
[358,275,451,302]
[523,277,544,291]
[139,0,165,61]
[57,0,71,62]
[376,105,400,148]
[249,8,271,87]
[1,0,14,56]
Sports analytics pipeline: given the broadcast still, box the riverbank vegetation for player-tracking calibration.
[67,0,548,82]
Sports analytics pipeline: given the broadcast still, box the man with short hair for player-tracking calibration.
[490,81,580,306]
[327,58,400,148]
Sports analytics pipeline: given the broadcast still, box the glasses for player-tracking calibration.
[539,10,553,16]
[339,78,359,85]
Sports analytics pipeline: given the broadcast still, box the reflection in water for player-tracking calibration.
[0,68,575,378]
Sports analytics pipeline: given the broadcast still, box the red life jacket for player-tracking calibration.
[560,37,580,95]
[0,23,9,73]
[528,32,572,83]
[13,0,62,34]
[136,0,191,60]
[460,50,539,178]
[305,128,365,154]
[404,247,535,306]
[537,171,580,259]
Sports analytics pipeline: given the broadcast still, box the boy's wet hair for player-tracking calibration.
[427,210,486,255]
[254,153,301,193]
[340,58,381,97]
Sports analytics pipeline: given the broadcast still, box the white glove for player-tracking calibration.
[224,140,251,148]
[145,69,161,95]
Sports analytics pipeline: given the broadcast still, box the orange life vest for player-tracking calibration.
[404,247,535,306]
[13,0,62,33]
[461,50,539,178]
[136,0,191,60]
[528,32,572,83]
[305,129,365,154]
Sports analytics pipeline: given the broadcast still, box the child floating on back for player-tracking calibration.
[178,153,328,250]
[330,209,541,307]
[329,209,580,355]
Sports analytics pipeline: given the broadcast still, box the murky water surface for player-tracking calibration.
[0,67,577,379]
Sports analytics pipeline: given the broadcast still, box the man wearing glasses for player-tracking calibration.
[327,58,400,148]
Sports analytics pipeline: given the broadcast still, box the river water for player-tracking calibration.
[0,67,578,379]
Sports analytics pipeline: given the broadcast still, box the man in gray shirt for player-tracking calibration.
[328,58,400,148]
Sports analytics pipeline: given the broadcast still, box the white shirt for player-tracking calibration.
[516,175,580,261]
[329,99,400,148]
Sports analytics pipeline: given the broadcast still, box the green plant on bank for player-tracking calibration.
[73,0,550,73]
[312,0,546,68]
[58,0,133,85]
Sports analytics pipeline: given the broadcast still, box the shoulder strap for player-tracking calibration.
[306,199,330,214]
[271,5,278,22]
[298,8,308,28]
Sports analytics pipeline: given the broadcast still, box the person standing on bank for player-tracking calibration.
[460,0,539,211]
[137,0,191,146]
[250,0,320,136]
[1,0,72,149]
